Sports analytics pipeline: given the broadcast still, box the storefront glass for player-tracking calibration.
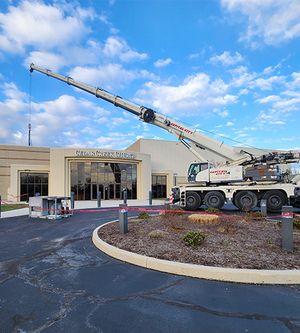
[70,162,137,200]
[152,175,167,198]
[20,172,48,201]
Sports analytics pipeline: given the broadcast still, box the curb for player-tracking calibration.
[92,222,300,285]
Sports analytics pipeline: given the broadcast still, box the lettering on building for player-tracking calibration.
[75,150,136,159]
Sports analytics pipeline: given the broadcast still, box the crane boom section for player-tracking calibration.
[30,63,244,162]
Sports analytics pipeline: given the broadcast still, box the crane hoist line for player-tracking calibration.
[29,63,300,212]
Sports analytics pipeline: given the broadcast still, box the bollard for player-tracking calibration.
[164,199,170,215]
[97,191,101,208]
[71,192,75,211]
[122,189,127,204]
[149,190,152,206]
[119,203,128,234]
[281,206,293,252]
[260,199,267,215]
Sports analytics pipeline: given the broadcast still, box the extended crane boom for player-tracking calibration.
[29,63,247,164]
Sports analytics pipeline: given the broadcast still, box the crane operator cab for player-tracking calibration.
[188,162,209,182]
[188,162,245,184]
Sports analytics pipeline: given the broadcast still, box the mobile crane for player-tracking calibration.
[29,63,300,212]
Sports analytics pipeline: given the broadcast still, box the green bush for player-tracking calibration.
[162,205,184,218]
[205,207,220,214]
[294,217,300,230]
[245,211,265,221]
[183,231,206,247]
[138,211,150,219]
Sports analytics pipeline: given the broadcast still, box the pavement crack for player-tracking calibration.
[141,295,300,332]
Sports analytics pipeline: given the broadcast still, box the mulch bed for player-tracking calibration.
[98,211,300,270]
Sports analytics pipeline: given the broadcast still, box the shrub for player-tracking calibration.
[205,207,220,214]
[294,217,300,230]
[245,211,265,221]
[161,206,184,218]
[183,231,206,247]
[148,229,168,239]
[138,211,150,219]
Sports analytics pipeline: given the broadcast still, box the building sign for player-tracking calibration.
[75,150,136,159]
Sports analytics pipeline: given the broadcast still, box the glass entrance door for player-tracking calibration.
[71,161,137,200]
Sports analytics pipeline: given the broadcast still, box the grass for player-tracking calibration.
[1,203,28,212]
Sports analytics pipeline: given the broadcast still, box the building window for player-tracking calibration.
[70,162,137,200]
[152,175,167,198]
[20,172,48,201]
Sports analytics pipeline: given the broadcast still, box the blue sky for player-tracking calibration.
[0,0,300,151]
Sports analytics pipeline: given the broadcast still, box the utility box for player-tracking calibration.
[29,196,72,219]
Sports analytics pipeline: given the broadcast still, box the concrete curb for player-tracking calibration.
[92,222,300,285]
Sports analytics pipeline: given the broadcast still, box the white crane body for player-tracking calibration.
[29,64,300,212]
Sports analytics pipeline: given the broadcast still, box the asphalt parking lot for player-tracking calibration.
[0,207,300,333]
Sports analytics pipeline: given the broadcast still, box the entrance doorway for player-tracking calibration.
[91,183,121,200]
[71,161,137,201]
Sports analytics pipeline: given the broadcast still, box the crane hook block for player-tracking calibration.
[143,108,155,123]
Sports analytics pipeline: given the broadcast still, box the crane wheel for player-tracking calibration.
[185,192,202,211]
[234,191,257,211]
[262,190,287,213]
[204,191,225,209]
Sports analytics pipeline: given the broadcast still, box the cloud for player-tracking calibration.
[103,36,148,62]
[254,75,286,91]
[0,0,92,53]
[209,51,244,66]
[257,95,280,104]
[256,109,286,125]
[154,58,172,68]
[69,64,157,90]
[25,51,66,71]
[135,73,237,115]
[221,0,300,47]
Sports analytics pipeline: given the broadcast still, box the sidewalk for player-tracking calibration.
[0,199,166,218]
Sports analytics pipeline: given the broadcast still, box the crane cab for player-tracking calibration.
[188,162,209,182]
[188,162,244,184]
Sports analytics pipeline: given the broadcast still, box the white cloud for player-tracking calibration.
[135,73,237,115]
[257,95,280,104]
[0,80,120,147]
[0,0,91,53]
[209,51,244,66]
[69,64,156,90]
[103,36,148,62]
[25,51,65,71]
[154,58,172,68]
[256,109,286,125]
[221,0,300,46]
[254,75,286,91]
[229,66,257,88]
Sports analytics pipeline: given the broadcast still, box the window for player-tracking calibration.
[152,175,167,199]
[20,172,48,201]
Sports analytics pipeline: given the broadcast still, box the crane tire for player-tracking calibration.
[204,191,225,209]
[234,191,257,211]
[185,192,202,211]
[262,190,287,213]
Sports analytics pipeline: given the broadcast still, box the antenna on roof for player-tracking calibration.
[28,71,32,146]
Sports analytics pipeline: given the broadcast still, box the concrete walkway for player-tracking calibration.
[0,199,166,218]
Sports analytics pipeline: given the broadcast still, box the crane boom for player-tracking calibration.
[29,63,246,163]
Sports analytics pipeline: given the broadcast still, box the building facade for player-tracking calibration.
[0,139,192,202]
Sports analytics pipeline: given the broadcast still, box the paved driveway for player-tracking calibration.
[0,208,299,333]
